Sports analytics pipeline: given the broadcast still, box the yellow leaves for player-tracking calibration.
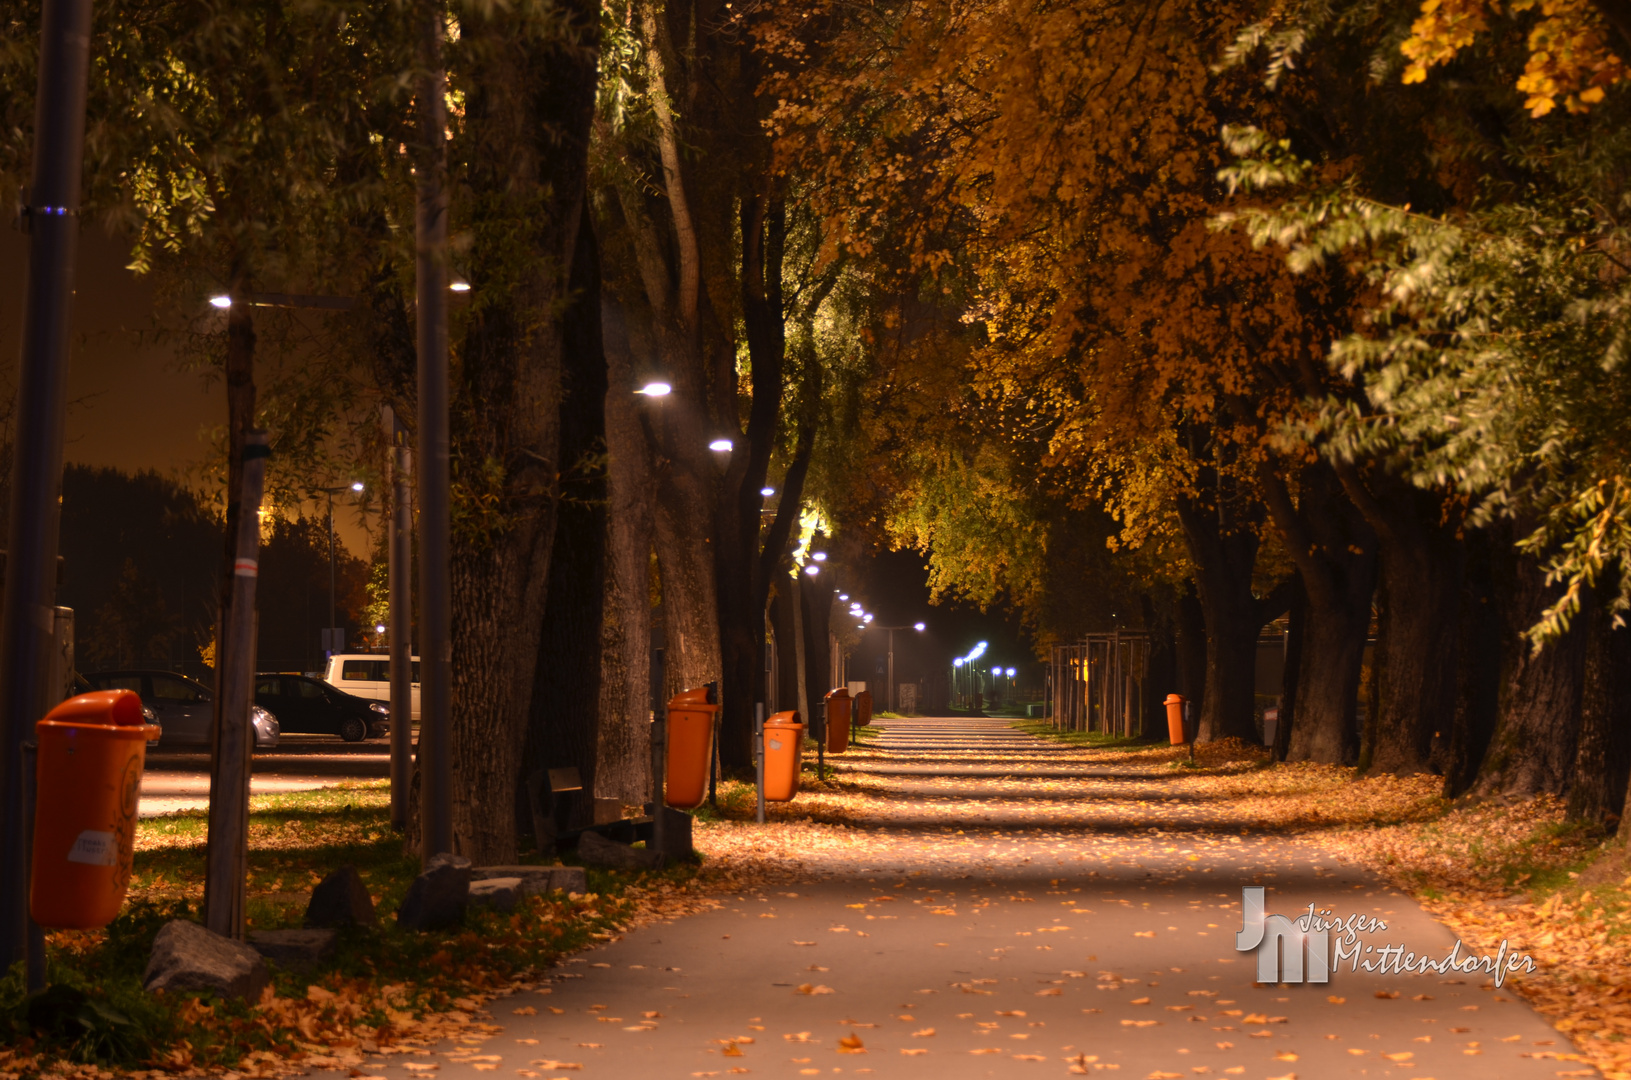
[794,983,834,994]
[1400,0,1627,115]
[837,1033,867,1053]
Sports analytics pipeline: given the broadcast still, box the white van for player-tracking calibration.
[324,654,421,721]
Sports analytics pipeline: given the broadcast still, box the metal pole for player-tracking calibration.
[415,0,453,864]
[204,430,268,939]
[651,708,665,859]
[327,490,337,637]
[386,409,414,832]
[887,628,895,714]
[754,702,765,824]
[0,0,92,975]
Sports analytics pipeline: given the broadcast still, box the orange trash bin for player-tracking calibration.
[824,688,851,754]
[853,690,873,740]
[1163,693,1188,746]
[762,710,804,802]
[31,689,159,929]
[664,686,719,810]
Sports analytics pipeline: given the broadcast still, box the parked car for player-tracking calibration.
[324,653,420,721]
[254,674,388,742]
[71,673,162,746]
[81,670,280,749]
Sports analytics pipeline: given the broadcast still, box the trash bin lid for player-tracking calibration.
[43,689,145,727]
[823,687,850,701]
[765,710,801,726]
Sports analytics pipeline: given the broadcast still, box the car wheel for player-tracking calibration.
[339,716,366,742]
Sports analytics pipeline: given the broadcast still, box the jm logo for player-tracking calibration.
[1235,886,1329,984]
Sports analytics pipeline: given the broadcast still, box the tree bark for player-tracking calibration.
[1567,602,1631,829]
[596,296,655,804]
[1275,575,1305,762]
[523,207,608,831]
[1175,581,1206,710]
[1331,465,1462,775]
[1174,491,1262,742]
[1259,462,1375,765]
[1444,527,1501,796]
[445,0,599,863]
[1139,591,1176,741]
[1473,528,1589,799]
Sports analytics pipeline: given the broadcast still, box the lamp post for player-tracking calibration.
[874,622,927,714]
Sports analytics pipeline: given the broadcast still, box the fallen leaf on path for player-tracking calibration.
[900,1048,928,1056]
[513,1007,537,1016]
[721,1043,744,1057]
[912,1029,935,1037]
[837,1033,866,1054]
[795,984,834,995]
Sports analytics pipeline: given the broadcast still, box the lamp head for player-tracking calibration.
[636,381,672,397]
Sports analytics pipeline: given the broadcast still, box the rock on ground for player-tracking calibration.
[577,830,662,871]
[305,865,377,928]
[471,865,588,895]
[248,928,338,969]
[144,920,270,1000]
[397,852,471,931]
[468,877,522,911]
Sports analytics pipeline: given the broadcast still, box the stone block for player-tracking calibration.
[248,928,338,969]
[397,852,471,931]
[304,866,377,928]
[144,920,270,1001]
[577,829,662,871]
[471,864,588,896]
[468,877,522,911]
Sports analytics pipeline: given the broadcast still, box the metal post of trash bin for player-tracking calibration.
[755,702,765,824]
[650,710,665,860]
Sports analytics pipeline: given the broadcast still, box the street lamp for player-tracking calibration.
[760,486,775,496]
[635,381,671,397]
[709,437,733,452]
[875,620,927,714]
[803,563,820,577]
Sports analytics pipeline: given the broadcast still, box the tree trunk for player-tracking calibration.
[1331,466,1462,775]
[523,207,607,831]
[1140,592,1176,741]
[1473,531,1589,799]
[1175,581,1206,710]
[595,296,655,804]
[1175,494,1261,742]
[1275,575,1305,762]
[1567,603,1631,829]
[1444,527,1501,796]
[445,0,598,863]
[1367,512,1462,775]
[1260,463,1376,765]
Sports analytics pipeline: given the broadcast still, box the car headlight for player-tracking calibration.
[369,702,389,715]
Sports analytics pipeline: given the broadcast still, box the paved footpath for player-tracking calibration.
[366,718,1587,1080]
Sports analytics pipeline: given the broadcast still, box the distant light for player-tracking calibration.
[709,438,733,452]
[760,487,775,497]
[839,594,848,601]
[636,381,672,397]
[803,564,820,576]
[449,280,471,292]
[351,481,365,492]
[375,623,386,634]
[209,295,232,309]
[954,658,964,667]
[863,613,874,623]
[812,551,827,562]
[1006,667,1017,677]
[914,622,926,631]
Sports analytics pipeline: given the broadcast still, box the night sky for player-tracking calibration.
[0,225,373,556]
